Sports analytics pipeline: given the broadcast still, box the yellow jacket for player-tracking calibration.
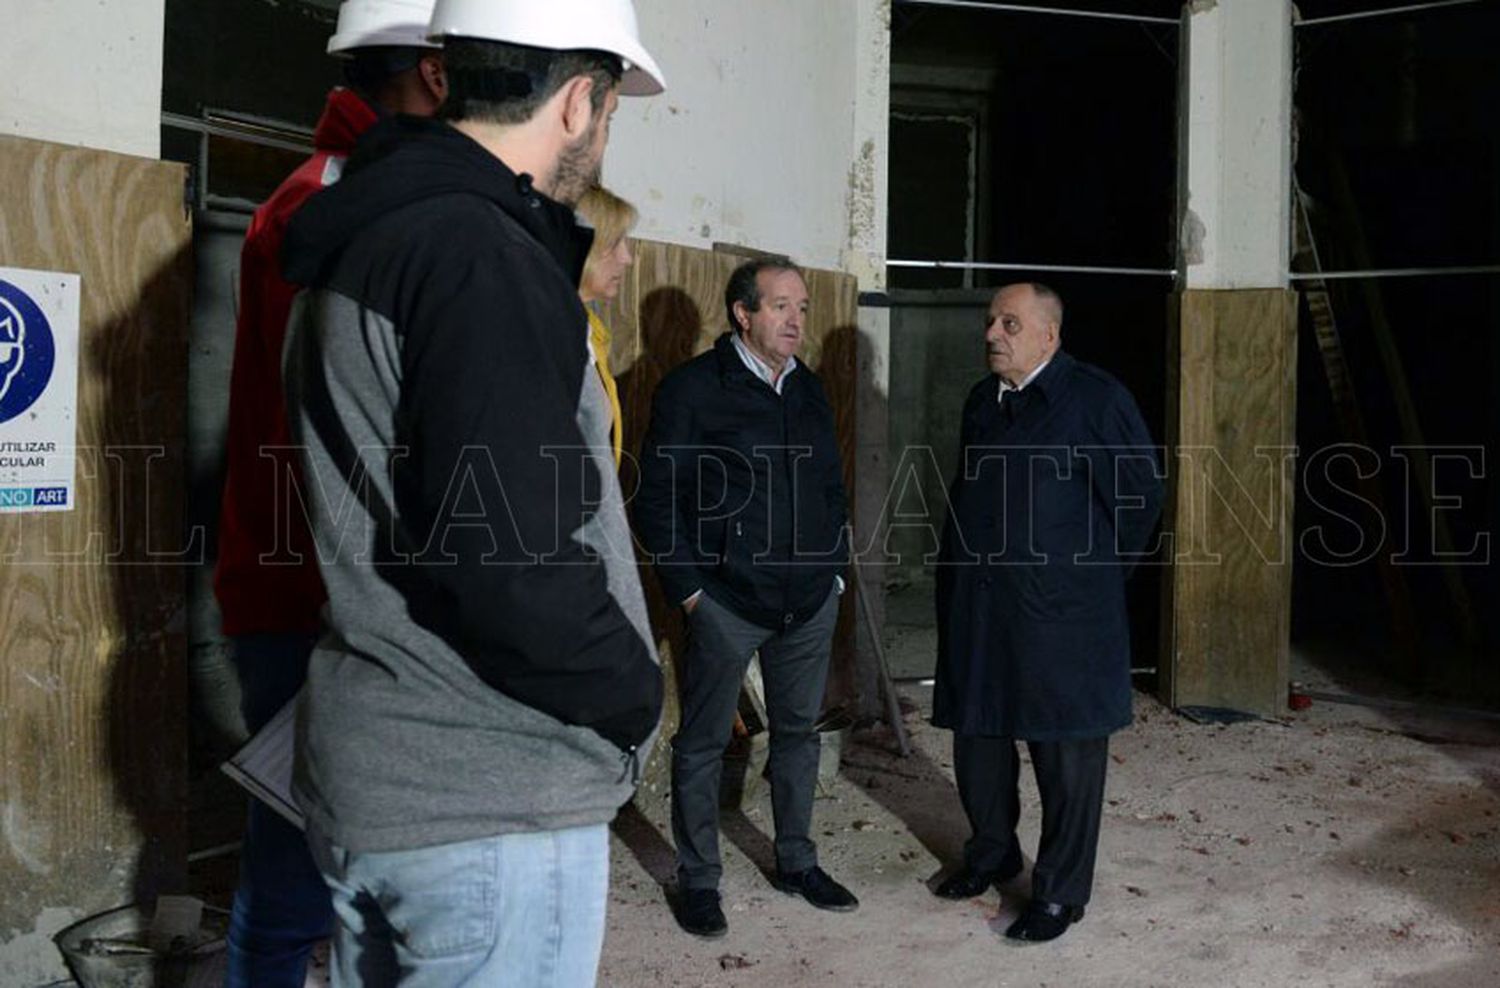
[588,308,624,467]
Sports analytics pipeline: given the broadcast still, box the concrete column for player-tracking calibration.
[1178,0,1293,290]
[846,0,892,719]
[1164,0,1298,716]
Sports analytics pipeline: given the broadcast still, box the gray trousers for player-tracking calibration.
[671,586,840,890]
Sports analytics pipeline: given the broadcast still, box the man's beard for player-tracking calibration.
[551,121,603,207]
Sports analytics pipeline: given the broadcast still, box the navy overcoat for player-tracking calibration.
[932,351,1163,740]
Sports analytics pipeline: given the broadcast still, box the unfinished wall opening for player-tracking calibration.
[158,0,343,892]
[162,0,338,206]
[888,106,982,291]
[883,0,1180,681]
[1290,0,1499,711]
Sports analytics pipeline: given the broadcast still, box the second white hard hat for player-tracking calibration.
[428,0,666,96]
[328,0,441,56]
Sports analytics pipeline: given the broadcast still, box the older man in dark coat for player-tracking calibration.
[932,282,1162,943]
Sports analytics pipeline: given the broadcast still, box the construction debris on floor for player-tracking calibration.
[598,684,1500,988]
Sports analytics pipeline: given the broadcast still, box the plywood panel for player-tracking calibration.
[0,137,192,943]
[1162,289,1297,716]
[598,241,859,791]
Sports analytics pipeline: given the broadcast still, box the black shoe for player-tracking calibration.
[933,859,1023,900]
[1004,900,1085,943]
[674,888,728,939]
[772,866,859,912]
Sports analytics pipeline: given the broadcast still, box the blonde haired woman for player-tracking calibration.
[577,185,638,466]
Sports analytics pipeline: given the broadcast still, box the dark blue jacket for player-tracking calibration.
[933,351,1163,740]
[635,332,849,630]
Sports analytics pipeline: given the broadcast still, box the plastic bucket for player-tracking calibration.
[53,903,226,988]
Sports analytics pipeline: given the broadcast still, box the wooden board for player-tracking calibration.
[0,137,192,942]
[597,240,859,794]
[1162,289,1297,716]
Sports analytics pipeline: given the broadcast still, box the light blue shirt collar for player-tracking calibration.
[731,331,798,395]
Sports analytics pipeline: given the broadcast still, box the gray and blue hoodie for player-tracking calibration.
[279,115,661,854]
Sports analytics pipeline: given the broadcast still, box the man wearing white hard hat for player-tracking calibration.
[214,3,446,986]
[278,1,665,984]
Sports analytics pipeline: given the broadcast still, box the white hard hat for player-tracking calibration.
[328,0,441,55]
[428,0,665,96]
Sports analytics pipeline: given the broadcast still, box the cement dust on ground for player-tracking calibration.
[598,685,1500,987]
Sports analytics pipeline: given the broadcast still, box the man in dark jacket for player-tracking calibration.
[213,3,444,984]
[932,282,1162,943]
[279,1,667,982]
[636,259,857,938]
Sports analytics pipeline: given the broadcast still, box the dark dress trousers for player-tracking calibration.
[933,350,1162,905]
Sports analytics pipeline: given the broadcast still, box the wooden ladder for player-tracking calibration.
[1293,155,1483,682]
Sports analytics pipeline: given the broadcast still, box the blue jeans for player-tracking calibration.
[226,633,334,988]
[308,825,611,987]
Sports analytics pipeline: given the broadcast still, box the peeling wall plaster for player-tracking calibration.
[1180,206,1208,266]
[606,0,888,279]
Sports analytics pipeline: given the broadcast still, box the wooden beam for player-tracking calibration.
[1322,152,1482,666]
[1291,189,1423,679]
[1162,289,1298,716]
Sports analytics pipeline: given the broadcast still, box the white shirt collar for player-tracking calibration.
[731,331,798,395]
[997,356,1053,401]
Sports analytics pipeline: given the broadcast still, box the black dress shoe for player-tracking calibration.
[674,888,728,939]
[933,860,1023,900]
[772,866,859,912]
[1004,900,1085,943]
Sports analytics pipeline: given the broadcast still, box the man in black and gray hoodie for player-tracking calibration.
[278,1,667,983]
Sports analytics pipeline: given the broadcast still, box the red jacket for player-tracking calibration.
[214,88,379,636]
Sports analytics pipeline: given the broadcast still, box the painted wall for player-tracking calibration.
[2,0,891,277]
[0,0,166,159]
[606,0,889,286]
